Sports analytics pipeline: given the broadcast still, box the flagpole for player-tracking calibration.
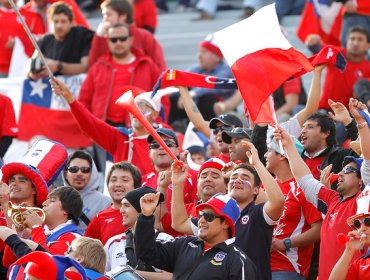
[7,0,54,78]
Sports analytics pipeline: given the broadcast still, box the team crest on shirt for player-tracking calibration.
[241,215,249,224]
[210,252,227,266]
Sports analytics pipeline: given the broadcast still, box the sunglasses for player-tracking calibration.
[351,217,370,229]
[212,125,231,135]
[67,166,91,174]
[109,36,129,43]
[149,140,177,149]
[341,166,359,175]
[198,211,223,222]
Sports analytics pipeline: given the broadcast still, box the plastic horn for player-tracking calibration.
[7,202,45,227]
[115,90,182,165]
[7,0,54,78]
[329,174,340,184]
[337,233,351,245]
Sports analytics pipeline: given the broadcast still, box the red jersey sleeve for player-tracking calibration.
[0,94,18,137]
[282,77,301,96]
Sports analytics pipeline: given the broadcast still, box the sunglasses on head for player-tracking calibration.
[149,140,177,149]
[341,166,359,175]
[198,211,223,222]
[67,166,91,174]
[109,36,129,43]
[351,217,370,229]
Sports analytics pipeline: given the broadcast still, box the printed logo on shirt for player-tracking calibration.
[355,70,364,79]
[328,212,338,227]
[210,252,227,266]
[188,242,198,248]
[360,264,370,270]
[116,252,126,259]
[105,218,115,224]
[241,215,249,225]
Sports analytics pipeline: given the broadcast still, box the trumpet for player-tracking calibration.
[7,202,46,227]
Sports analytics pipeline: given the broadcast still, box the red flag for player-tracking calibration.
[297,0,344,46]
[214,4,314,123]
[17,77,91,148]
[357,0,370,15]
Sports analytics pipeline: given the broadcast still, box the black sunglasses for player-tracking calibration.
[341,166,359,175]
[198,211,223,222]
[212,125,231,135]
[149,140,177,149]
[67,166,91,174]
[352,217,370,229]
[109,36,129,43]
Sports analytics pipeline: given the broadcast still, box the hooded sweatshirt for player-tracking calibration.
[62,159,112,233]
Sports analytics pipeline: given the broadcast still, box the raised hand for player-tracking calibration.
[328,99,352,126]
[320,164,334,188]
[140,192,161,217]
[171,161,188,187]
[243,141,260,167]
[49,78,75,104]
[349,98,368,124]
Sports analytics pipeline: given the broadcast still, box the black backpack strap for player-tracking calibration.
[80,212,90,226]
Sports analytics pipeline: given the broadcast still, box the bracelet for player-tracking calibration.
[57,61,63,73]
[357,122,368,129]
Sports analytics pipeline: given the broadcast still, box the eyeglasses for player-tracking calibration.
[67,166,91,174]
[66,245,74,254]
[109,36,129,43]
[351,217,370,229]
[341,166,359,175]
[198,211,223,222]
[149,140,177,149]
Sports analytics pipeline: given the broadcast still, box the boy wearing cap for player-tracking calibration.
[135,192,256,279]
[105,186,173,279]
[329,185,370,280]
[265,138,322,279]
[274,123,365,280]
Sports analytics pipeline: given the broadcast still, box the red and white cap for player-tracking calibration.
[198,158,225,176]
[347,184,370,226]
[1,139,68,206]
[199,34,223,58]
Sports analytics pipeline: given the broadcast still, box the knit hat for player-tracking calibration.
[198,158,225,176]
[8,251,86,280]
[196,193,240,237]
[347,184,370,226]
[268,137,304,157]
[1,139,68,206]
[124,186,165,213]
[199,34,223,58]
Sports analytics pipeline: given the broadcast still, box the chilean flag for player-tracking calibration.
[214,4,314,123]
[297,0,344,46]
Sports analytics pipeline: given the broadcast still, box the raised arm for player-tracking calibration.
[170,162,193,235]
[243,141,284,221]
[296,64,326,127]
[178,86,211,138]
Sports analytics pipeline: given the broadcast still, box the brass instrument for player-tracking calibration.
[7,202,46,226]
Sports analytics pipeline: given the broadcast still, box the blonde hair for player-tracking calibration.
[73,237,106,274]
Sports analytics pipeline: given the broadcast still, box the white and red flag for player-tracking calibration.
[214,4,314,124]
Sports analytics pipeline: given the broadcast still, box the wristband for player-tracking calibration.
[283,238,292,251]
[357,122,368,129]
[57,61,63,73]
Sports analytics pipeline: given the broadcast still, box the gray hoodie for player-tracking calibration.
[62,160,112,233]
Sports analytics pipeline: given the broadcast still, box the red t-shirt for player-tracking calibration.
[345,255,370,280]
[0,94,18,138]
[0,8,44,74]
[106,59,136,124]
[84,207,128,245]
[319,48,370,110]
[214,153,230,164]
[304,155,325,180]
[317,188,364,280]
[271,179,322,277]
[133,0,157,32]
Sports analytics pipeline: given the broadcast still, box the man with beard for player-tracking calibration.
[221,127,253,163]
[28,2,93,79]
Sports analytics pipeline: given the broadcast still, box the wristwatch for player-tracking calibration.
[283,238,292,251]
